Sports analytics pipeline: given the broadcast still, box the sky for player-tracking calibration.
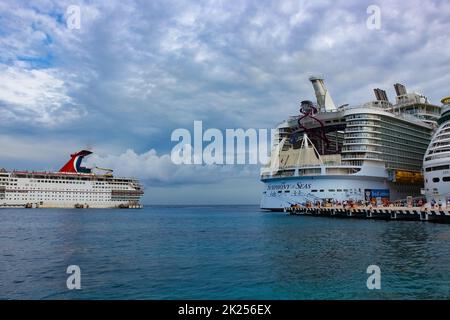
[0,0,450,204]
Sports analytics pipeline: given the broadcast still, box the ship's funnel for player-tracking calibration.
[59,150,93,174]
[373,88,389,102]
[394,83,407,96]
[309,76,336,112]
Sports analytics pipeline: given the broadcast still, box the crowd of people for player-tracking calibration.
[290,197,445,209]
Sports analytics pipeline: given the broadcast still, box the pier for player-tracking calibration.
[284,205,450,224]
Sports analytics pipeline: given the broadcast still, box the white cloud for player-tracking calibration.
[85,149,258,185]
[0,135,73,165]
[0,64,85,125]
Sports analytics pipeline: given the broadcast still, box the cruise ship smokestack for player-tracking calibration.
[374,88,389,102]
[309,76,337,112]
[394,83,407,96]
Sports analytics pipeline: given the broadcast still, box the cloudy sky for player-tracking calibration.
[1,0,450,204]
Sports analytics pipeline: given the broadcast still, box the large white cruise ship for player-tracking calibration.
[0,150,144,209]
[261,76,441,211]
[423,96,450,207]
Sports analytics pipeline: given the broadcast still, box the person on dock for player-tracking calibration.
[418,199,424,209]
[431,199,436,208]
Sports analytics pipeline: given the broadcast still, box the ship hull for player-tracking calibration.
[0,172,143,209]
[0,150,144,209]
[423,112,450,208]
[0,201,142,209]
[260,174,421,211]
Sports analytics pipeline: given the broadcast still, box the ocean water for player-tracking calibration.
[1,205,450,300]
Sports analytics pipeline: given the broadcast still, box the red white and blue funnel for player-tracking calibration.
[59,150,93,174]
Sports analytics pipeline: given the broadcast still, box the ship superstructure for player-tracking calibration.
[0,150,143,208]
[423,96,450,207]
[261,76,440,210]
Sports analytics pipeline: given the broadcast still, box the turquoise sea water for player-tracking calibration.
[1,205,450,299]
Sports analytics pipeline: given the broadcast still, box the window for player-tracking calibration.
[443,177,450,182]
[426,165,450,172]
[433,177,440,183]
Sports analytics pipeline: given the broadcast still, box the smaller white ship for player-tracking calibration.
[0,150,144,209]
[423,96,450,208]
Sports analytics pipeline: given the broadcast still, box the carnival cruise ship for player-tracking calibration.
[423,96,450,207]
[0,150,143,209]
[260,76,441,210]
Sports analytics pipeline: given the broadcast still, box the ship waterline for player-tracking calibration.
[260,76,440,210]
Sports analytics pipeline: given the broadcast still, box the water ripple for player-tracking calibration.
[1,206,450,299]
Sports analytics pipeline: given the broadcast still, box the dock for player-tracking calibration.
[284,206,450,224]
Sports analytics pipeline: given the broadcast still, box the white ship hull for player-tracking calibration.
[0,173,143,209]
[423,168,450,208]
[261,174,419,211]
[0,150,144,209]
[423,97,450,208]
[260,149,423,211]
